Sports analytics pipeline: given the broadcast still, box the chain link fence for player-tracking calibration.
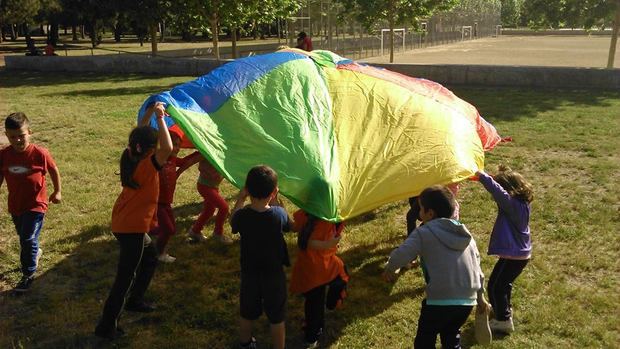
[287,0,501,60]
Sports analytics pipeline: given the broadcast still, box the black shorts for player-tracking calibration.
[240,269,287,324]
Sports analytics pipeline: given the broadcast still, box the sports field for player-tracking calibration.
[364,35,620,68]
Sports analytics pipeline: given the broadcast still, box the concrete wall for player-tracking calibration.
[6,55,620,89]
[5,54,230,76]
[368,63,620,89]
[501,29,612,36]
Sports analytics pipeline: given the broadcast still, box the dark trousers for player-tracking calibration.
[303,275,347,342]
[414,299,473,349]
[488,258,528,321]
[97,233,158,333]
[12,211,45,276]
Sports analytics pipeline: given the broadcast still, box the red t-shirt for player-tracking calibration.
[0,144,57,215]
[158,154,196,204]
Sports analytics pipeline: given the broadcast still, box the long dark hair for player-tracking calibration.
[120,126,158,189]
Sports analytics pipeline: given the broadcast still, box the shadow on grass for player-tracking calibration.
[40,85,181,98]
[449,86,620,122]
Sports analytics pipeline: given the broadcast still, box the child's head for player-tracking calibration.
[5,112,32,152]
[245,165,278,199]
[418,185,456,222]
[494,164,534,203]
[120,126,158,188]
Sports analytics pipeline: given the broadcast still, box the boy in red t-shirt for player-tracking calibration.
[0,112,62,292]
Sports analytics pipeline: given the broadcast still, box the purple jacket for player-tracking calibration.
[478,172,532,258]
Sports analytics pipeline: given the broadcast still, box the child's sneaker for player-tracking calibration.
[14,275,35,292]
[489,317,514,334]
[304,340,319,349]
[35,248,43,268]
[213,233,233,245]
[158,254,176,263]
[188,230,208,243]
[239,337,257,349]
[475,305,492,345]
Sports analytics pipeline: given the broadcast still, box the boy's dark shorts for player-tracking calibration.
[240,269,286,324]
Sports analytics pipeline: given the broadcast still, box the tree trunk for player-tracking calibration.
[80,25,85,39]
[231,26,238,58]
[10,24,17,41]
[72,24,78,41]
[210,14,220,60]
[607,0,620,69]
[150,23,158,56]
[160,21,165,42]
[50,22,59,46]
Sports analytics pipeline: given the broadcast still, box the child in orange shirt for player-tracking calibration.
[95,102,172,340]
[290,210,349,347]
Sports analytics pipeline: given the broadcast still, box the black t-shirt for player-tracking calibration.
[231,206,291,273]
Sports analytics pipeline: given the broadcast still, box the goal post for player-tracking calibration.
[461,26,473,41]
[380,28,406,56]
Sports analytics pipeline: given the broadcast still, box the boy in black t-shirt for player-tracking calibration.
[231,165,291,349]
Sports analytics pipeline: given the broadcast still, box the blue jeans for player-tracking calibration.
[12,211,45,277]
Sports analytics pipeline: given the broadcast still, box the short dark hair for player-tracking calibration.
[5,112,29,130]
[419,185,456,219]
[245,165,278,199]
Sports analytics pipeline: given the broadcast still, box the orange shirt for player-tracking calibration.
[289,210,349,294]
[111,156,161,233]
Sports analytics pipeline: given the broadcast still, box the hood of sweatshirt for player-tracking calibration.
[421,218,472,251]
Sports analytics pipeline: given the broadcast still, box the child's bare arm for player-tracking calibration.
[139,103,158,127]
[176,151,201,177]
[153,104,173,166]
[48,166,62,204]
[308,236,341,250]
[231,187,249,216]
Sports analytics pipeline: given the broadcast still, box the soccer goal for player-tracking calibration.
[461,26,473,41]
[380,28,406,56]
[495,25,502,37]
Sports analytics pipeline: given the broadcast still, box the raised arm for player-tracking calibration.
[48,165,62,204]
[476,170,516,213]
[176,151,201,177]
[153,103,173,166]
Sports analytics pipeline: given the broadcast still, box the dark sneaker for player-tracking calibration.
[14,275,35,293]
[124,300,157,313]
[240,337,257,349]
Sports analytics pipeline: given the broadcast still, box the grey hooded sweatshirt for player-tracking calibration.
[386,218,484,304]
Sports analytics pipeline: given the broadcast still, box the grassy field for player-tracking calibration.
[0,70,618,349]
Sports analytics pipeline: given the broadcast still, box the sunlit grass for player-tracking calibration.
[0,71,618,348]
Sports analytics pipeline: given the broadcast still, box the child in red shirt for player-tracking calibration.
[290,210,349,347]
[0,112,62,292]
[149,131,201,262]
[185,156,233,244]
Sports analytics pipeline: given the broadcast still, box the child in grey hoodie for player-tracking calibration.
[383,185,490,349]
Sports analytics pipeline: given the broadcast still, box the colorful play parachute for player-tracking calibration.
[138,49,501,222]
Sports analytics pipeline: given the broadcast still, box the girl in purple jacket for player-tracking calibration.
[476,165,533,334]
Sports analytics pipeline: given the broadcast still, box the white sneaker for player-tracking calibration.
[213,234,233,245]
[188,230,208,243]
[158,254,176,263]
[489,318,514,334]
[35,248,43,268]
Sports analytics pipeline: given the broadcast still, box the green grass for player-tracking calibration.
[0,71,619,349]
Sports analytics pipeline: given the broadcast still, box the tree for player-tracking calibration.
[338,0,458,63]
[0,0,41,41]
[521,0,619,68]
[500,0,524,27]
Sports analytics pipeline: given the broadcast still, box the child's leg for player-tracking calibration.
[210,189,229,235]
[97,233,145,333]
[191,183,217,234]
[239,317,254,344]
[128,234,159,305]
[11,211,45,276]
[437,306,473,349]
[414,300,472,349]
[488,258,529,321]
[303,284,327,342]
[155,204,176,254]
[326,275,348,310]
[269,321,285,349]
